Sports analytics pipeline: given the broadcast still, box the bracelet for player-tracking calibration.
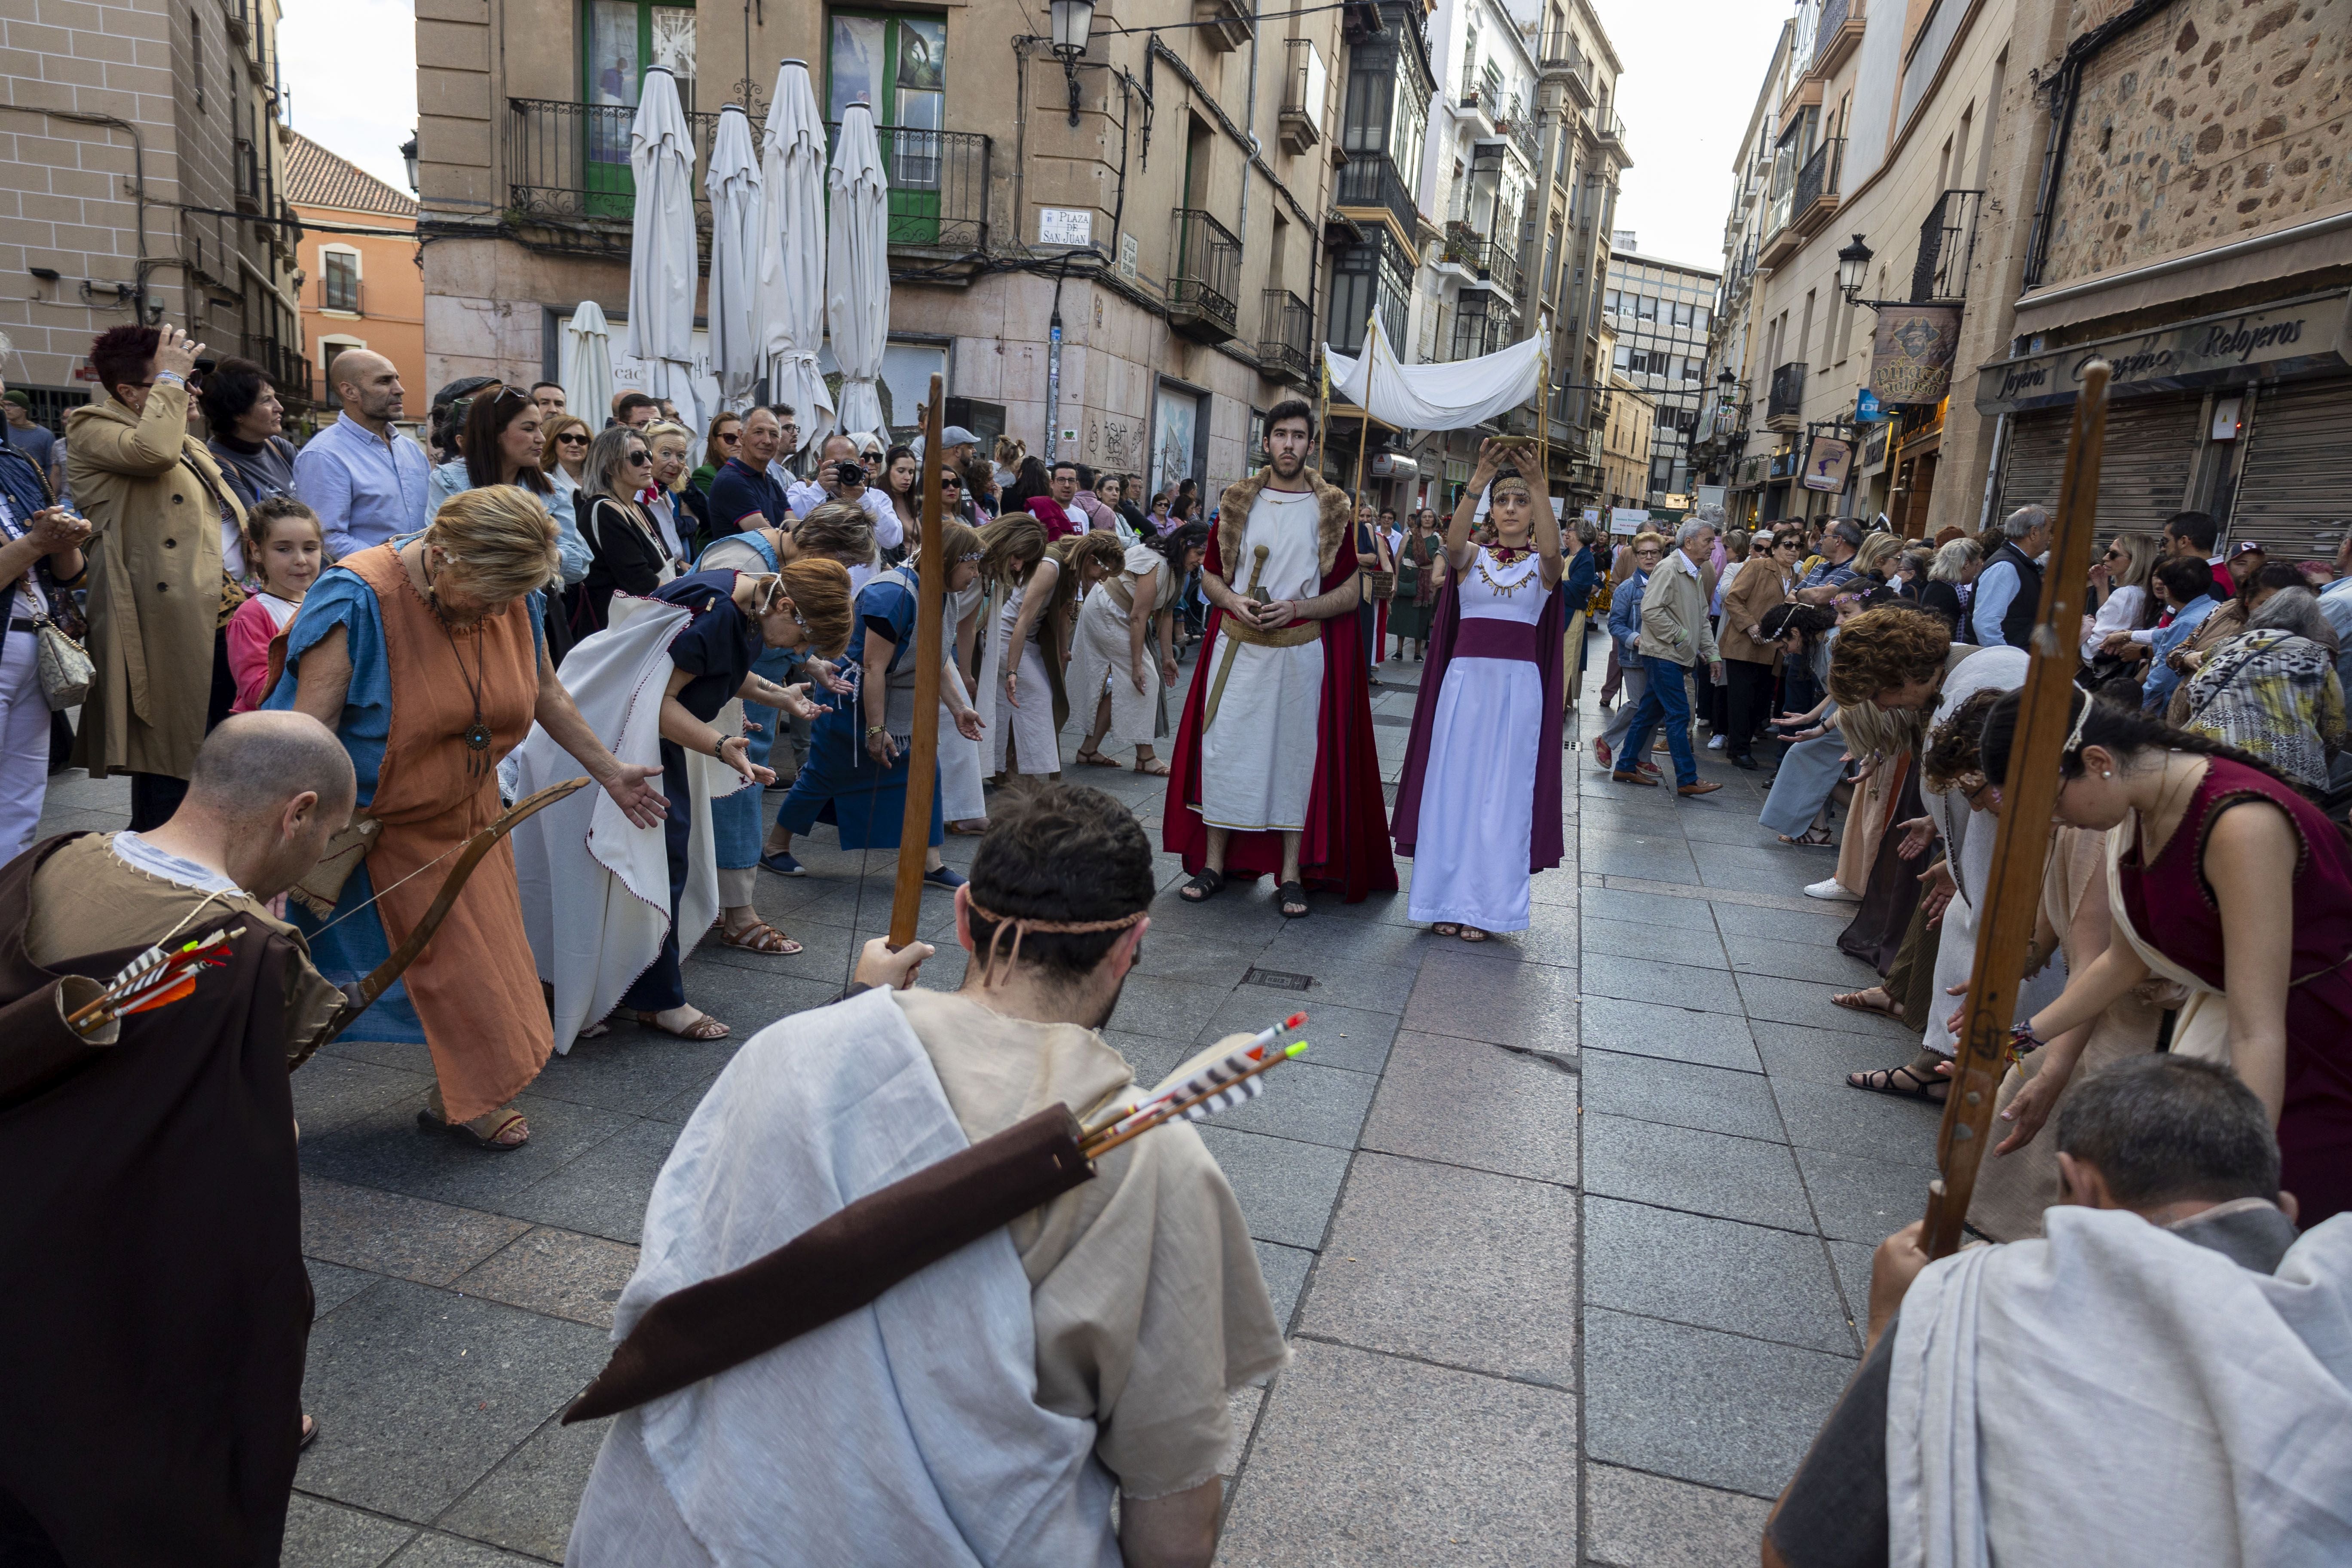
[865,724,888,738]
[154,370,187,387]
[711,732,730,759]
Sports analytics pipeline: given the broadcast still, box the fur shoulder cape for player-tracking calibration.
[1214,470,1355,579]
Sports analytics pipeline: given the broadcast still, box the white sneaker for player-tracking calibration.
[1804,877,1860,902]
[1707,734,1726,751]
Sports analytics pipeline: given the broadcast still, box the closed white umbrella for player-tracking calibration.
[826,101,891,443]
[627,63,701,431]
[560,300,615,427]
[704,103,763,412]
[756,59,834,459]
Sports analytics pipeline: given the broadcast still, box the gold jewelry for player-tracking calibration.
[1474,549,1539,597]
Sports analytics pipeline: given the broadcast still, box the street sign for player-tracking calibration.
[1038,208,1093,246]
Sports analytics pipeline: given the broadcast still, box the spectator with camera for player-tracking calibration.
[785,432,901,553]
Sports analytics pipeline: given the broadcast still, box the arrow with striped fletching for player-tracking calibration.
[64,926,247,1036]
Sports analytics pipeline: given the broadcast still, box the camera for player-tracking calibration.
[833,460,867,490]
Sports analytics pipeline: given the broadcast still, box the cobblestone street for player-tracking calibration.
[37,633,1940,1566]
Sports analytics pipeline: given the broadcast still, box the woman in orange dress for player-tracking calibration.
[268,487,663,1148]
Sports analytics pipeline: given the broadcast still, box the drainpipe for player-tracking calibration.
[1235,0,1264,250]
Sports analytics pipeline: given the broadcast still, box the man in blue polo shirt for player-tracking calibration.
[707,405,789,536]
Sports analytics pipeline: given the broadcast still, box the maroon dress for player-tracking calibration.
[2117,757,2352,1223]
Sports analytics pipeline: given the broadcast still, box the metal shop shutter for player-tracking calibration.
[2227,377,2352,566]
[1995,395,2198,536]
[1992,408,2069,524]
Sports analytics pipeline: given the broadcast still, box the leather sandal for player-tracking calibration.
[720,921,801,955]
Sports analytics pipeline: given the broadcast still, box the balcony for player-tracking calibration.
[1447,302,1512,363]
[1493,103,1540,172]
[1440,220,1519,303]
[1167,208,1241,344]
[1596,114,1627,150]
[1278,39,1326,156]
[1791,136,1844,236]
[1258,289,1313,385]
[1812,0,1865,78]
[1335,153,1419,248]
[1909,188,1983,303]
[505,99,989,258]
[1540,35,1594,106]
[1766,361,1806,432]
[1193,0,1253,53]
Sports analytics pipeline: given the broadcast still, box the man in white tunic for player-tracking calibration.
[1164,400,1395,915]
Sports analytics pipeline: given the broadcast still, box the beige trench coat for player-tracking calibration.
[65,381,246,780]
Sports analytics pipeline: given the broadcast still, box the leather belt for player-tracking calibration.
[1218,615,1320,650]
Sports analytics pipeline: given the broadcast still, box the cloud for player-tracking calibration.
[278,0,419,194]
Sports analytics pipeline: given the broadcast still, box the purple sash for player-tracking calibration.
[1451,616,1542,664]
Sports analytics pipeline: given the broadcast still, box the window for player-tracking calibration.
[191,12,204,110]
[1613,343,1631,369]
[1693,305,1709,334]
[321,248,360,313]
[1634,295,1657,321]
[827,10,946,131]
[585,0,698,198]
[1671,300,1694,329]
[1604,288,1620,315]
[1682,357,1702,381]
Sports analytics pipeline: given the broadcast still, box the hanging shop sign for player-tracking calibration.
[1974,289,2352,414]
[1802,436,1853,493]
[1733,452,1772,488]
[1860,420,1890,471]
[1868,305,1964,406]
[1854,388,1884,423]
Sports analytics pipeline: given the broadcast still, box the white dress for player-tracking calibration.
[989,572,1061,776]
[939,578,986,819]
[1066,543,1173,753]
[1407,548,1548,933]
[1199,488,1325,832]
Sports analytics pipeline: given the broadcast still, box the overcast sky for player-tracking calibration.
[279,0,417,196]
[276,0,1792,271]
[1602,0,1792,273]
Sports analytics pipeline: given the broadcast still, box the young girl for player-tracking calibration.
[227,496,323,713]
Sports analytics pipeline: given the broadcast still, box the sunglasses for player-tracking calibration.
[622,450,651,467]
[2102,547,2125,560]
[556,432,590,445]
[713,430,740,443]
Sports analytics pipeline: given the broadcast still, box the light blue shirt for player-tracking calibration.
[1972,558,2024,647]
[429,464,592,587]
[2142,593,2216,711]
[1608,567,1649,667]
[293,412,431,560]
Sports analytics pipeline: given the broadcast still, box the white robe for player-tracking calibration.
[989,575,1060,777]
[1199,487,1324,833]
[939,578,986,820]
[1066,545,1171,754]
[508,594,749,1050]
[1407,548,1547,932]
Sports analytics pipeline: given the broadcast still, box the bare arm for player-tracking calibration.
[1118,1477,1222,1568]
[1125,567,1155,691]
[534,637,667,827]
[2024,934,2151,1049]
[290,622,355,728]
[0,507,88,591]
[1002,560,1058,707]
[660,667,776,784]
[2208,801,2299,1120]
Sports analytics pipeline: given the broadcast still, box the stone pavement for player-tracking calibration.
[32,633,1946,1566]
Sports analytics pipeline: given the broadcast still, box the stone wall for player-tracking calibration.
[2042,0,2350,285]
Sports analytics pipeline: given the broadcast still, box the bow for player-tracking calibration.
[291,777,591,1066]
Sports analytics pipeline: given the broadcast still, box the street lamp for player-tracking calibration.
[1835,233,1873,304]
[401,133,419,194]
[1050,0,1094,127]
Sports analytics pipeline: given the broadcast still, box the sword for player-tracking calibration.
[1201,545,1271,731]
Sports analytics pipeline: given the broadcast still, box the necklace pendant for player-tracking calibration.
[464,722,492,752]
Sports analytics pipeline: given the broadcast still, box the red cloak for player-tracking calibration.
[1163,476,1397,901]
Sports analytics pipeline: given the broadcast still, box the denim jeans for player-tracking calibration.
[1619,657,1697,786]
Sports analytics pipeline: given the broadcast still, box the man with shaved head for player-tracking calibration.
[0,711,361,1565]
[292,347,431,558]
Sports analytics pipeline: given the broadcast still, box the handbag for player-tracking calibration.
[287,815,381,922]
[30,613,92,710]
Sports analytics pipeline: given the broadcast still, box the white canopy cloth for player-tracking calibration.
[757,60,836,458]
[560,300,616,432]
[703,104,763,412]
[826,102,892,441]
[1887,1206,2352,1568]
[1322,316,1546,432]
[508,594,747,1050]
[626,64,702,431]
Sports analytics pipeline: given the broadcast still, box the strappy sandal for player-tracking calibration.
[1846,1061,1948,1103]
[300,1414,320,1451]
[720,921,802,955]
[1779,826,1835,848]
[637,1009,731,1041]
[1179,867,1226,903]
[1831,987,1905,1020]
[1133,756,1171,776]
[416,1104,530,1150]
[1073,748,1122,767]
[1277,880,1309,919]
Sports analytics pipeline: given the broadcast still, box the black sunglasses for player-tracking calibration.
[622,450,651,467]
[555,431,590,444]
[713,430,740,442]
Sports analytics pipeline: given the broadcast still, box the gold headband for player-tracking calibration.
[966,896,1148,989]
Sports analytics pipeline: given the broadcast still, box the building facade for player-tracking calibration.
[1599,367,1654,510]
[1604,237,1718,506]
[286,134,423,426]
[1,0,309,429]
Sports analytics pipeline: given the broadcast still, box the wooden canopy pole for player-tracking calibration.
[1921,358,2111,1259]
[888,374,949,948]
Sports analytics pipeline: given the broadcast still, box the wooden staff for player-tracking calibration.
[1921,359,2111,1259]
[888,375,950,948]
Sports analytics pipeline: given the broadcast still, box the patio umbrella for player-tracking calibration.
[560,300,615,428]
[704,103,763,412]
[826,101,891,443]
[626,63,701,430]
[756,59,834,459]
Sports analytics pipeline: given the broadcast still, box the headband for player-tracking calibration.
[966,896,1148,989]
[2060,694,2094,761]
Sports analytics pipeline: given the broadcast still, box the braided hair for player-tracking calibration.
[1978,687,2310,799]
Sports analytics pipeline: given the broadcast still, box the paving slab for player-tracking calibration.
[1581,1114,1816,1232]
[383,1534,548,1566]
[1583,1196,1857,1355]
[1578,1049,1787,1143]
[1584,1463,1776,1568]
[297,1093,641,1213]
[1705,898,1854,947]
[492,1118,686,1245]
[1576,996,1760,1074]
[1302,1153,1580,1387]
[282,1494,416,1568]
[1193,989,1399,1077]
[1216,1341,1580,1566]
[1579,885,1724,934]
[1402,948,1580,1055]
[1253,1240,1314,1333]
[451,1227,641,1330]
[1721,931,1886,987]
[1582,1307,1858,1499]
[1194,1124,1352,1250]
[434,1414,612,1562]
[1795,1145,1935,1246]
[309,1260,386,1318]
[1770,1076,1946,1167]
[1580,951,1746,1014]
[1359,1031,1579,1185]
[1737,971,1916,1037]
[300,1178,531,1288]
[1203,1057,1380,1148]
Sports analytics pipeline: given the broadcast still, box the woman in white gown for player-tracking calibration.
[1391,439,1567,941]
[1068,523,1208,775]
[989,530,1121,781]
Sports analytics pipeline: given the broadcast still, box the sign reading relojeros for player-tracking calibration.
[1974,290,2352,414]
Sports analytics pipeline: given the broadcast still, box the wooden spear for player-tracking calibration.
[888,374,950,948]
[1921,359,2111,1259]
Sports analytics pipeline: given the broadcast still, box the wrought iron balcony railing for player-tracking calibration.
[1167,208,1242,343]
[1767,361,1806,422]
[1258,288,1313,384]
[1335,153,1419,242]
[1441,220,1520,302]
[1792,136,1844,230]
[1910,188,1983,303]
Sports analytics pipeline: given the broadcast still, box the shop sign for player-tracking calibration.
[1734,453,1770,488]
[1802,436,1852,493]
[1974,289,2352,414]
[1609,507,1649,535]
[1854,388,1884,423]
[1860,421,1889,471]
[1869,306,1963,405]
